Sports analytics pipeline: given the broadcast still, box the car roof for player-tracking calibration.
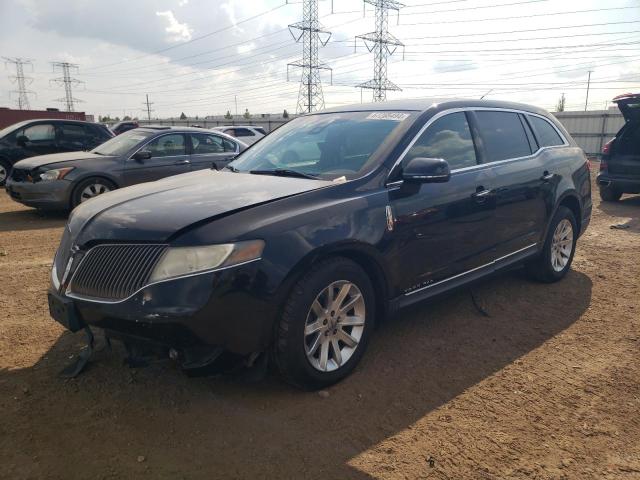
[319,97,552,117]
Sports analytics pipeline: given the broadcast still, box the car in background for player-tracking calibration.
[597,93,640,201]
[0,119,113,186]
[111,120,139,136]
[5,126,246,210]
[212,125,266,145]
[46,99,591,389]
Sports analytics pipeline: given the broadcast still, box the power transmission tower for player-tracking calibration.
[142,94,154,121]
[356,0,404,102]
[3,57,35,110]
[287,0,332,114]
[51,62,83,112]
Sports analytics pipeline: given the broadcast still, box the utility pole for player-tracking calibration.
[51,62,83,112]
[234,95,238,118]
[287,0,332,114]
[584,70,593,112]
[142,94,154,121]
[3,57,35,110]
[356,0,404,102]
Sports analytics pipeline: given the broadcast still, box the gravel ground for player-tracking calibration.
[1,168,639,479]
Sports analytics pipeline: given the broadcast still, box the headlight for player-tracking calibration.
[149,240,264,283]
[40,167,74,181]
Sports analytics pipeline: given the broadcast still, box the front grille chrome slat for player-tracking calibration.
[69,244,167,301]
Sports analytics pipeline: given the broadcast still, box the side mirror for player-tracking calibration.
[133,150,152,161]
[16,135,28,146]
[402,157,451,183]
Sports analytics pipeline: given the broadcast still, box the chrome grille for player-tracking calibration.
[69,244,167,300]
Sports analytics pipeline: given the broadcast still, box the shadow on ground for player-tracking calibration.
[598,193,640,233]
[0,206,67,232]
[0,268,592,479]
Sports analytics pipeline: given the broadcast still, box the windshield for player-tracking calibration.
[229,111,413,180]
[0,121,30,140]
[92,129,154,156]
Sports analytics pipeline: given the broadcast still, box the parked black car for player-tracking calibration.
[6,126,245,210]
[0,119,113,186]
[111,120,139,136]
[47,99,591,389]
[597,93,640,201]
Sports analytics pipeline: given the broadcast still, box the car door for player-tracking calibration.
[188,132,238,171]
[17,122,58,157]
[124,133,191,185]
[471,110,557,257]
[387,111,498,295]
[57,123,89,152]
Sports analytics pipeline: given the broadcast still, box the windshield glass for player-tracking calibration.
[229,111,413,180]
[92,129,154,156]
[0,121,30,140]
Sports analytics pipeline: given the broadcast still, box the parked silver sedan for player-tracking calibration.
[211,125,266,146]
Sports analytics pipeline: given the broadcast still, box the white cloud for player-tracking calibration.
[155,10,192,42]
[237,42,256,55]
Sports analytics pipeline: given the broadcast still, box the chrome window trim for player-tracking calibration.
[128,132,188,160]
[386,107,569,185]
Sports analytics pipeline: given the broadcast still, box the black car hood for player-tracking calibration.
[69,169,333,244]
[14,151,108,169]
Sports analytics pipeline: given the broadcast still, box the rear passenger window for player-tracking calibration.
[475,111,532,162]
[405,112,477,170]
[528,116,564,147]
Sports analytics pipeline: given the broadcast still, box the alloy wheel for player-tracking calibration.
[80,183,111,203]
[0,164,7,184]
[304,280,366,372]
[550,218,573,272]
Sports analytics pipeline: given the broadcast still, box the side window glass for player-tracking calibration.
[255,127,266,135]
[191,134,225,154]
[223,138,237,152]
[61,124,86,139]
[145,134,186,157]
[23,124,55,141]
[528,115,564,147]
[475,111,532,161]
[235,128,255,137]
[520,114,538,152]
[405,112,477,170]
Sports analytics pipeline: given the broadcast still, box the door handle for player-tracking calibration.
[174,159,191,165]
[472,189,491,198]
[541,171,554,181]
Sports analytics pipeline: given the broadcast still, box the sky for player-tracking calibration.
[0,0,638,118]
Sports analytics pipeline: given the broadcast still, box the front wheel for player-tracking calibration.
[71,177,116,209]
[526,206,578,283]
[273,258,375,390]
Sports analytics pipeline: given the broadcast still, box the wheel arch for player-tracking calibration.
[69,174,120,209]
[543,191,582,243]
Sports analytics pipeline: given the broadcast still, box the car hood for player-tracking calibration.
[68,169,333,245]
[14,151,109,169]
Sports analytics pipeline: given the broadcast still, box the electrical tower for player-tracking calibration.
[356,0,404,102]
[142,94,154,121]
[51,62,83,112]
[3,57,35,110]
[287,0,332,114]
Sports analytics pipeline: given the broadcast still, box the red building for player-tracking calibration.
[0,107,86,129]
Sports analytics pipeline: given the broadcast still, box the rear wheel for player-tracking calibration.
[526,206,577,283]
[71,177,116,209]
[273,258,375,390]
[599,185,622,202]
[0,158,11,187]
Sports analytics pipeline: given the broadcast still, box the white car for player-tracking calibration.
[211,125,266,146]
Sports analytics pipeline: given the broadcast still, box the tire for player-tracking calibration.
[599,185,622,202]
[526,206,578,283]
[0,158,11,187]
[71,177,116,209]
[273,257,376,390]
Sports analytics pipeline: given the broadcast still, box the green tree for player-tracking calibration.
[225,110,233,120]
[179,112,187,120]
[282,109,289,119]
[243,108,251,119]
[122,115,132,121]
[555,93,566,112]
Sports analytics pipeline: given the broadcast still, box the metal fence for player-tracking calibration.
[553,110,625,157]
[137,118,290,133]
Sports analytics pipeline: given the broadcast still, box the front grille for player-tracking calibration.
[69,244,167,301]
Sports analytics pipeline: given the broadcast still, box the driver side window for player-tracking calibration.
[405,112,477,170]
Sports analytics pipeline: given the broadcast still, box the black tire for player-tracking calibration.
[526,206,578,283]
[71,177,117,209]
[273,257,375,390]
[599,185,622,202]
[0,158,11,187]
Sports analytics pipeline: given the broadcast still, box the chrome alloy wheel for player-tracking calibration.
[80,183,111,203]
[550,218,573,272]
[0,164,7,184]
[304,280,366,372]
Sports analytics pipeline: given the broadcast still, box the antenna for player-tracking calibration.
[355,0,404,102]
[51,62,84,112]
[3,57,35,110]
[287,0,332,114]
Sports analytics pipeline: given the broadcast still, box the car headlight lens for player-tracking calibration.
[149,240,264,283]
[40,167,74,181]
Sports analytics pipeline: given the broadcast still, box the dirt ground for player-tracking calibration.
[1,167,639,479]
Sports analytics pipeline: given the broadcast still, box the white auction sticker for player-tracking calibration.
[366,112,410,121]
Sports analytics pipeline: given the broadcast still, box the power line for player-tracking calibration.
[356,0,405,102]
[3,57,35,110]
[51,62,84,112]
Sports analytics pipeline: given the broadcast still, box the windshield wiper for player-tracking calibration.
[224,164,240,172]
[249,169,318,180]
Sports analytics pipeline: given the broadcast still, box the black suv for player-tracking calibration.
[597,93,640,201]
[47,99,591,389]
[0,119,113,186]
